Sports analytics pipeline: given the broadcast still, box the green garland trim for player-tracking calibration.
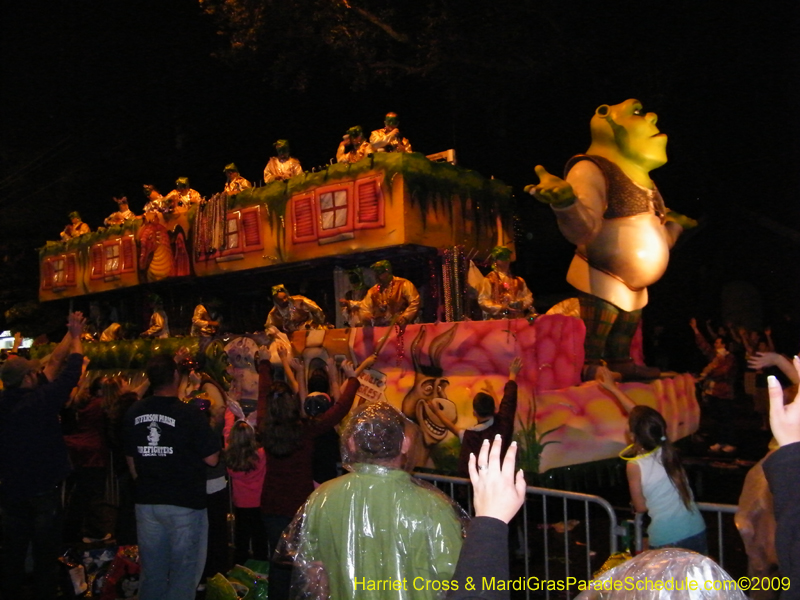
[37,155,512,283]
[232,153,513,232]
[39,218,143,259]
[31,337,199,370]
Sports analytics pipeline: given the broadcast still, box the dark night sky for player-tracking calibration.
[2,0,799,341]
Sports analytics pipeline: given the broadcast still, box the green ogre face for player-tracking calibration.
[593,99,667,171]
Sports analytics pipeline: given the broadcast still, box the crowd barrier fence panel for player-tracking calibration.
[413,472,626,600]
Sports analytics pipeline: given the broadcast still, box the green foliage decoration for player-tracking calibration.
[232,153,512,239]
[30,337,201,370]
[39,219,143,259]
[514,410,562,475]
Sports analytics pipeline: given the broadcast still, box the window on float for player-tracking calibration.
[313,182,354,243]
[90,236,136,279]
[290,176,383,245]
[220,206,263,258]
[320,189,348,230]
[43,254,77,289]
[105,243,120,274]
[226,216,240,251]
[52,257,65,287]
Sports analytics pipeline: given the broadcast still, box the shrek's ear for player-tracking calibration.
[595,105,610,117]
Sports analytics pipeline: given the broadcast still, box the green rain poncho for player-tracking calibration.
[285,463,464,600]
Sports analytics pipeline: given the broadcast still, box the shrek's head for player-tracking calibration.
[588,99,667,175]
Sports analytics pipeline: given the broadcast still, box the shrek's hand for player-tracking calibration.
[524,165,576,209]
[666,211,698,230]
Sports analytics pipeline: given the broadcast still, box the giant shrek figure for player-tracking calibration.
[529,99,696,381]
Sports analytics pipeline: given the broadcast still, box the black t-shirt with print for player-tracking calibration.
[124,395,219,509]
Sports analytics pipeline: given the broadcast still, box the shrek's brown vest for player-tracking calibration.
[565,155,666,222]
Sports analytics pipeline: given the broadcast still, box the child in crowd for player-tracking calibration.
[63,375,112,543]
[597,367,707,554]
[428,357,522,477]
[224,420,268,565]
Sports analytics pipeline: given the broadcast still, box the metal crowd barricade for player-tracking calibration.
[413,472,625,600]
[695,502,739,569]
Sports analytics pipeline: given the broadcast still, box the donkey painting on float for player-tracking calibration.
[401,324,460,465]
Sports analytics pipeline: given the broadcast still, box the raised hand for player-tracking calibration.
[277,345,289,361]
[256,345,271,363]
[68,311,86,338]
[768,358,800,447]
[468,434,526,523]
[748,352,779,371]
[595,365,618,392]
[340,359,356,379]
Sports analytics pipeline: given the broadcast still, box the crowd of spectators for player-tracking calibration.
[688,317,800,455]
[1,309,799,599]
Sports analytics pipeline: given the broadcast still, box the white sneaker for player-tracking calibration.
[721,444,737,453]
[709,443,722,453]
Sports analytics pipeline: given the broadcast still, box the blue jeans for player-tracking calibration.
[135,504,208,600]
[653,529,708,555]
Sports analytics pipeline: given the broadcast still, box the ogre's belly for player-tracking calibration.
[584,214,670,290]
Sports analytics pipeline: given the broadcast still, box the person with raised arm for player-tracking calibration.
[690,316,738,453]
[428,357,522,477]
[448,434,527,600]
[0,311,86,600]
[336,126,375,164]
[257,354,361,600]
[764,359,800,599]
[599,364,706,553]
[369,112,412,153]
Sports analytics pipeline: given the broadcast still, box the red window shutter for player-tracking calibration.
[292,195,317,243]
[121,236,136,272]
[65,254,77,285]
[355,176,384,229]
[358,180,379,222]
[90,245,104,279]
[241,207,262,251]
[42,259,53,290]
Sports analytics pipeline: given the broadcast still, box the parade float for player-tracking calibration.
[35,109,700,484]
[38,153,510,301]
